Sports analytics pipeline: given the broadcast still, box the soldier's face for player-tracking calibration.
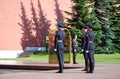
[82,28,87,32]
[82,28,85,32]
[74,36,77,39]
[87,26,90,30]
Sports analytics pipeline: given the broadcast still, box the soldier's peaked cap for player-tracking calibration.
[57,21,64,27]
[87,22,94,28]
[74,33,77,36]
[82,24,87,29]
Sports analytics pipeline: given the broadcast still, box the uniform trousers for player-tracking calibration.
[83,51,89,70]
[88,49,95,72]
[56,48,64,72]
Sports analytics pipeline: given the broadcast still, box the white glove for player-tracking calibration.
[74,49,77,52]
[81,49,84,52]
[54,49,57,51]
[86,50,89,53]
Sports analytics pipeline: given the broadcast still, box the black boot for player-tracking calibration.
[73,53,78,64]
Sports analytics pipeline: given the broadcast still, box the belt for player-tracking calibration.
[57,40,63,42]
[74,45,78,46]
[89,41,93,43]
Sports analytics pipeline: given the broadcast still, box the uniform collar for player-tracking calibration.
[59,28,64,30]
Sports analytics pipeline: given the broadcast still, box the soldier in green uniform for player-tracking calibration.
[72,34,78,64]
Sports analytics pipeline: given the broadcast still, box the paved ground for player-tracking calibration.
[0,63,120,79]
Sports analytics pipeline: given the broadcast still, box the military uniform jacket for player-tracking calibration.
[54,29,65,50]
[86,30,95,50]
[72,38,78,49]
[81,32,88,51]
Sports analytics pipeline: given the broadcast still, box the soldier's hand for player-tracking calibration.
[74,49,77,52]
[86,50,89,53]
[54,49,57,51]
[81,49,84,52]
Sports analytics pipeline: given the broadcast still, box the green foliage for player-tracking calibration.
[65,0,102,53]
[65,0,91,27]
[94,0,115,53]
[110,0,120,53]
[65,0,120,54]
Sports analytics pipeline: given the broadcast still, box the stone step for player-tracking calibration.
[0,60,81,70]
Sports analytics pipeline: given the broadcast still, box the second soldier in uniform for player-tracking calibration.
[81,25,89,72]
